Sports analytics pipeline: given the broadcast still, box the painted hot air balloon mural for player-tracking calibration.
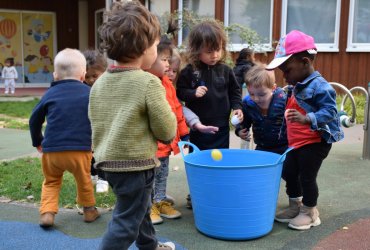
[0,18,17,40]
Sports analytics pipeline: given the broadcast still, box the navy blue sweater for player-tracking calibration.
[29,79,92,152]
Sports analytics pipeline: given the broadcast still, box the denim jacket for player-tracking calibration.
[292,71,344,143]
[235,87,288,153]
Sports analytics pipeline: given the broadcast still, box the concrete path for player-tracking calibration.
[1,125,369,250]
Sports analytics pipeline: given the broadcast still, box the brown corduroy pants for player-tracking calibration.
[40,151,96,214]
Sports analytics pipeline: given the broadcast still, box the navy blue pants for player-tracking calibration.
[99,169,157,250]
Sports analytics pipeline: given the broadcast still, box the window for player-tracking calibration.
[178,0,215,46]
[95,9,104,50]
[347,0,370,52]
[224,0,273,52]
[0,10,56,86]
[281,0,341,52]
[146,0,171,30]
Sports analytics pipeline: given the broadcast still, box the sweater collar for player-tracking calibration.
[50,79,82,87]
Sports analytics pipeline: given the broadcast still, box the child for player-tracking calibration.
[2,58,18,95]
[88,2,177,250]
[29,48,100,228]
[235,63,288,154]
[82,49,109,193]
[146,33,189,225]
[233,48,255,89]
[266,30,344,230]
[167,48,181,85]
[176,20,243,151]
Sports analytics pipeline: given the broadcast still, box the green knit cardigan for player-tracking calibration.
[88,68,177,172]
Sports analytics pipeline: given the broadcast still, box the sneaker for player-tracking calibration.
[288,205,321,230]
[11,91,14,95]
[96,179,109,193]
[163,194,175,205]
[186,194,192,209]
[39,212,55,227]
[4,91,8,95]
[91,175,98,185]
[157,201,181,219]
[150,204,163,225]
[275,197,302,223]
[83,207,100,223]
[156,241,175,250]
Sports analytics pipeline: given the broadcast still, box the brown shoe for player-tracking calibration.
[40,212,55,227]
[83,207,100,223]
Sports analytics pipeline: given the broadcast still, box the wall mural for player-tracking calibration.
[0,11,55,85]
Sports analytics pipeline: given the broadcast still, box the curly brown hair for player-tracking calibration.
[186,20,228,68]
[98,1,161,63]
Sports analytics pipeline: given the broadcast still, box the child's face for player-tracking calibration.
[85,66,105,86]
[5,61,10,67]
[199,46,222,66]
[166,60,180,82]
[278,56,311,85]
[247,85,274,110]
[147,51,170,78]
[141,39,160,70]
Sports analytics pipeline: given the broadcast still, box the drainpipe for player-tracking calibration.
[363,83,370,160]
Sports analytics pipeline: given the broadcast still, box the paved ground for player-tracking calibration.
[0,91,369,249]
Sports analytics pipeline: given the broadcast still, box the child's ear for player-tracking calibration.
[53,71,59,81]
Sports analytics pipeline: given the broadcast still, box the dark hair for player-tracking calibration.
[236,48,254,64]
[83,49,107,71]
[186,20,228,68]
[98,0,161,62]
[5,58,14,66]
[157,18,178,55]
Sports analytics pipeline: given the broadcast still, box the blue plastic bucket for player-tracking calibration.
[178,141,292,240]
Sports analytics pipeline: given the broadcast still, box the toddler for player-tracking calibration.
[233,48,255,89]
[236,63,288,154]
[29,48,100,228]
[266,30,344,230]
[2,58,18,95]
[146,33,189,225]
[82,49,109,193]
[88,1,177,249]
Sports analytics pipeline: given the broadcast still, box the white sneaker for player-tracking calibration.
[4,91,8,94]
[96,179,109,193]
[91,175,98,185]
[156,242,175,250]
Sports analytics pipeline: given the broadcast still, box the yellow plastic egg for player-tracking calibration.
[211,149,222,161]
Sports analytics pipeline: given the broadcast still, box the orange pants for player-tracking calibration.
[40,151,96,214]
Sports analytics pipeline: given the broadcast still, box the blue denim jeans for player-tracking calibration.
[153,157,169,203]
[99,169,157,250]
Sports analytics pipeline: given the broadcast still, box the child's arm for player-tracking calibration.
[146,78,177,144]
[13,66,18,80]
[235,103,252,140]
[182,106,218,134]
[29,100,46,149]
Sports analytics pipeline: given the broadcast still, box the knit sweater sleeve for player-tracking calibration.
[146,78,177,144]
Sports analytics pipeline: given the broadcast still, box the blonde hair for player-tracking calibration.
[244,63,275,89]
[186,20,228,68]
[54,48,86,80]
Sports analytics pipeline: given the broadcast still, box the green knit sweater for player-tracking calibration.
[88,68,177,172]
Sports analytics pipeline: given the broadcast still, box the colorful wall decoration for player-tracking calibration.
[0,11,55,85]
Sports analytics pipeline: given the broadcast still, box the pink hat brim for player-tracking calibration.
[266,54,292,70]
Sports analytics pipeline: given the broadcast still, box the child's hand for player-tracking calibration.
[194,123,219,134]
[238,128,251,141]
[285,109,311,124]
[195,86,208,97]
[36,145,43,153]
[233,109,244,123]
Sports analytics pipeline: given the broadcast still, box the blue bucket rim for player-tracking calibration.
[182,148,282,169]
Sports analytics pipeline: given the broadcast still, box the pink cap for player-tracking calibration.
[266,30,317,70]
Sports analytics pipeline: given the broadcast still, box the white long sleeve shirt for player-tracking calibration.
[2,66,18,79]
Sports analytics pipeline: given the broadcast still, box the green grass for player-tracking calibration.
[337,94,366,124]
[0,157,116,209]
[0,99,39,118]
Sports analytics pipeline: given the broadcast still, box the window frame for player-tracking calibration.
[347,0,370,52]
[224,0,274,52]
[281,0,341,52]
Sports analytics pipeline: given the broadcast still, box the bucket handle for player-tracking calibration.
[178,141,200,159]
[276,147,294,164]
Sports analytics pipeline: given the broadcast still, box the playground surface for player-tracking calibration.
[1,122,369,249]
